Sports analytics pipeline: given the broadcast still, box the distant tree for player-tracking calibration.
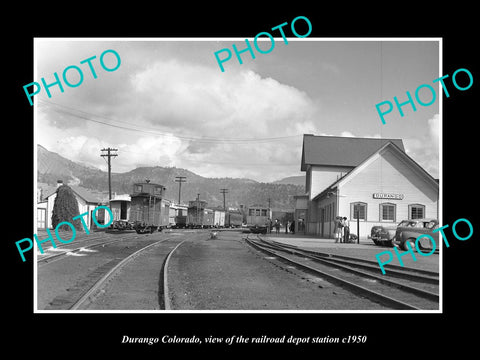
[51,185,83,231]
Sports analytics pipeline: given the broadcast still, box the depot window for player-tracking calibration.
[380,203,396,222]
[409,204,425,219]
[249,209,255,216]
[351,202,367,221]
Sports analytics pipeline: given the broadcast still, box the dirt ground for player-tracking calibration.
[167,231,390,310]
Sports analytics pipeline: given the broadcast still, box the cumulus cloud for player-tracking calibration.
[52,133,186,173]
[404,114,440,178]
[37,55,322,181]
[128,59,318,139]
[94,59,318,179]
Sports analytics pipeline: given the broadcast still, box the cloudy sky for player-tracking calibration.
[34,38,440,182]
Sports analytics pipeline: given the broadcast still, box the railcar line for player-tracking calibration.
[245,236,439,310]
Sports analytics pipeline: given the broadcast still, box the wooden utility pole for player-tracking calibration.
[100,147,118,200]
[196,193,200,225]
[175,176,187,205]
[220,188,229,210]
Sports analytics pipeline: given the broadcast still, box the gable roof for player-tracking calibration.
[312,141,438,201]
[301,134,405,171]
[44,185,107,204]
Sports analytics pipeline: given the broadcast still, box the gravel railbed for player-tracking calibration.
[167,231,390,310]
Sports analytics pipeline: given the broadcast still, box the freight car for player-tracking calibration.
[170,203,188,229]
[225,210,243,228]
[187,199,214,228]
[129,181,170,234]
[213,208,226,228]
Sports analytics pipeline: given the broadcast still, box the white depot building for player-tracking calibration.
[294,134,439,240]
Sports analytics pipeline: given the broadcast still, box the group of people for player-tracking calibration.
[334,216,350,243]
[266,219,295,234]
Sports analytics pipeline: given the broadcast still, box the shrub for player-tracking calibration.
[51,185,83,231]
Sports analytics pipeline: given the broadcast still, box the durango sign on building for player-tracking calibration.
[294,134,439,240]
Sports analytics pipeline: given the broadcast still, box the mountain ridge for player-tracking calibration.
[37,145,305,210]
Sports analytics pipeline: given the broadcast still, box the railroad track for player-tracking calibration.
[37,239,120,264]
[41,236,186,310]
[267,238,439,283]
[244,235,439,310]
[36,231,133,264]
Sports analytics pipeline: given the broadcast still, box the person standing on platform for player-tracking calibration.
[334,216,343,243]
[343,217,350,243]
[265,218,271,234]
[285,221,289,234]
[274,219,280,234]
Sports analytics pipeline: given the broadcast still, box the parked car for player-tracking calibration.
[393,218,439,251]
[370,224,397,246]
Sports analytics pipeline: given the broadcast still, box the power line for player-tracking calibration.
[38,99,303,144]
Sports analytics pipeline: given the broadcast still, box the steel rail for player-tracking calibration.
[245,237,426,310]
[163,240,187,310]
[70,239,169,310]
[255,238,438,301]
[37,239,120,264]
[266,238,440,278]
[262,238,439,284]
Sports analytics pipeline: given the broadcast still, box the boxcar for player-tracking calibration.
[170,203,188,228]
[225,210,243,228]
[187,200,214,228]
[213,208,226,228]
[129,181,169,233]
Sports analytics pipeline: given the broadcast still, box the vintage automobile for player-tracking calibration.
[393,218,439,251]
[370,224,397,246]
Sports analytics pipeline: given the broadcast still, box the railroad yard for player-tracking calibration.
[36,228,440,311]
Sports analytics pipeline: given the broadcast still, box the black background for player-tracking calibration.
[6,4,477,355]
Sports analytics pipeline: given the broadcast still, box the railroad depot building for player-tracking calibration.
[295,134,439,240]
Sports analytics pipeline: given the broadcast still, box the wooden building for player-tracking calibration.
[297,134,439,240]
[40,180,108,231]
